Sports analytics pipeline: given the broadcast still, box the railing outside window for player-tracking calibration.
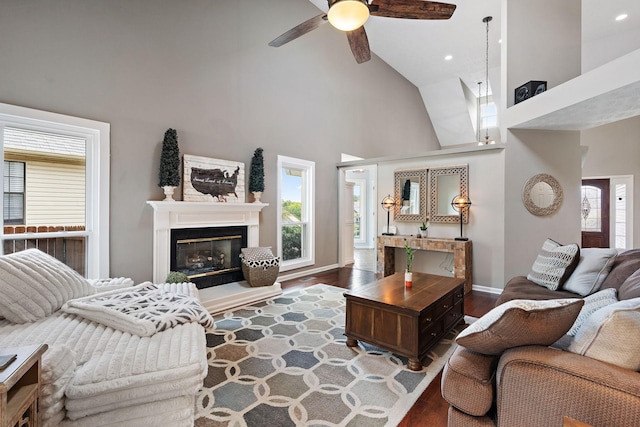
[2,225,86,276]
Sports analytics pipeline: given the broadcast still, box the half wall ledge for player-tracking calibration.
[198,281,282,315]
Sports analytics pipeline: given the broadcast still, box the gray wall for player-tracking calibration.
[0,0,439,282]
[581,116,640,247]
[504,130,582,281]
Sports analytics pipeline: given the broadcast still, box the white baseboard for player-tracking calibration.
[471,284,503,295]
[277,263,340,283]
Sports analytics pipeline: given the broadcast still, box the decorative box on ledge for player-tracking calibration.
[240,247,280,287]
[514,80,547,104]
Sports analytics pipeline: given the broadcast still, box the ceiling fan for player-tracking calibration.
[269,0,457,64]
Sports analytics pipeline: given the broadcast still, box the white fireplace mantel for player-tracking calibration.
[146,201,268,283]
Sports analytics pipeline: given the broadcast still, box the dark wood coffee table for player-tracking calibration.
[344,272,465,371]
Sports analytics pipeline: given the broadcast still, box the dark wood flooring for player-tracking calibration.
[280,266,499,427]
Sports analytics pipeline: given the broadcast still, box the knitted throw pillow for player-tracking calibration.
[527,239,580,291]
[566,287,618,336]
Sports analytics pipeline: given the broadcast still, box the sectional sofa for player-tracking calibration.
[0,249,212,426]
[442,247,640,426]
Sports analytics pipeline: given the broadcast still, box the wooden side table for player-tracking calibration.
[0,344,48,427]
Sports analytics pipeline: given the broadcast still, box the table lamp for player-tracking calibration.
[381,195,396,236]
[451,195,472,241]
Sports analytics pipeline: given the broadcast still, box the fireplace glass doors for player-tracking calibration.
[170,226,247,288]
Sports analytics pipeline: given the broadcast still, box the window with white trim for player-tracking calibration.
[277,155,314,271]
[3,160,25,225]
[0,103,110,278]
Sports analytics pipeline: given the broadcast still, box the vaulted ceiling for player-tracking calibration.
[290,1,640,146]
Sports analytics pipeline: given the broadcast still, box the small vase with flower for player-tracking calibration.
[404,241,415,288]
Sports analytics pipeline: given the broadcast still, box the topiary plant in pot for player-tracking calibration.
[249,147,265,203]
[158,128,180,201]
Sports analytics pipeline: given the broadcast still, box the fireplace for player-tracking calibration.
[147,201,280,313]
[170,226,247,289]
[146,201,267,283]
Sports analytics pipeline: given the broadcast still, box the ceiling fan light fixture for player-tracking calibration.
[327,0,370,32]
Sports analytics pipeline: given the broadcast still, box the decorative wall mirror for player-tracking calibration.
[428,165,469,223]
[394,168,427,222]
[522,173,563,216]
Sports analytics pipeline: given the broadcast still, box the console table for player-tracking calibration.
[377,236,473,294]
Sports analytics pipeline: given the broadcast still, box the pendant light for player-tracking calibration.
[481,16,495,145]
[476,81,482,144]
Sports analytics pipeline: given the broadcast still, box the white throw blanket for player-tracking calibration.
[62,282,214,336]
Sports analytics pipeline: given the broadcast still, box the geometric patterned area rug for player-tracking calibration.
[194,284,464,427]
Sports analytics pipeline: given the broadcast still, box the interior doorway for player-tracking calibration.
[344,166,377,272]
[581,176,634,250]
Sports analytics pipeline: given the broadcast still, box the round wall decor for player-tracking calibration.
[522,173,563,216]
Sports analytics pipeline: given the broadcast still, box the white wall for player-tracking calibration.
[582,28,640,73]
[420,78,476,147]
[582,0,640,73]
[376,147,506,289]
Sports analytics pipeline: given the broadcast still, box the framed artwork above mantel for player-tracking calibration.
[183,154,245,202]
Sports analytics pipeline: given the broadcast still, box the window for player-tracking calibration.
[353,184,361,239]
[277,155,314,271]
[350,178,367,245]
[615,184,627,249]
[0,103,110,278]
[581,185,602,232]
[3,161,25,225]
[480,96,498,129]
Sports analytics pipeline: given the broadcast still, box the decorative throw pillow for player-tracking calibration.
[617,268,640,300]
[568,297,640,371]
[566,287,618,336]
[240,247,275,262]
[243,257,280,269]
[455,298,584,355]
[0,249,91,323]
[563,248,618,296]
[527,239,580,290]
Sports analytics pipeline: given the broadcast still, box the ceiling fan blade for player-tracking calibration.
[369,0,456,20]
[268,14,327,47]
[346,27,371,64]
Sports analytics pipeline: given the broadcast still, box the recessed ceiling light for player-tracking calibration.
[445,55,453,61]
[616,13,628,21]
[498,39,502,44]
